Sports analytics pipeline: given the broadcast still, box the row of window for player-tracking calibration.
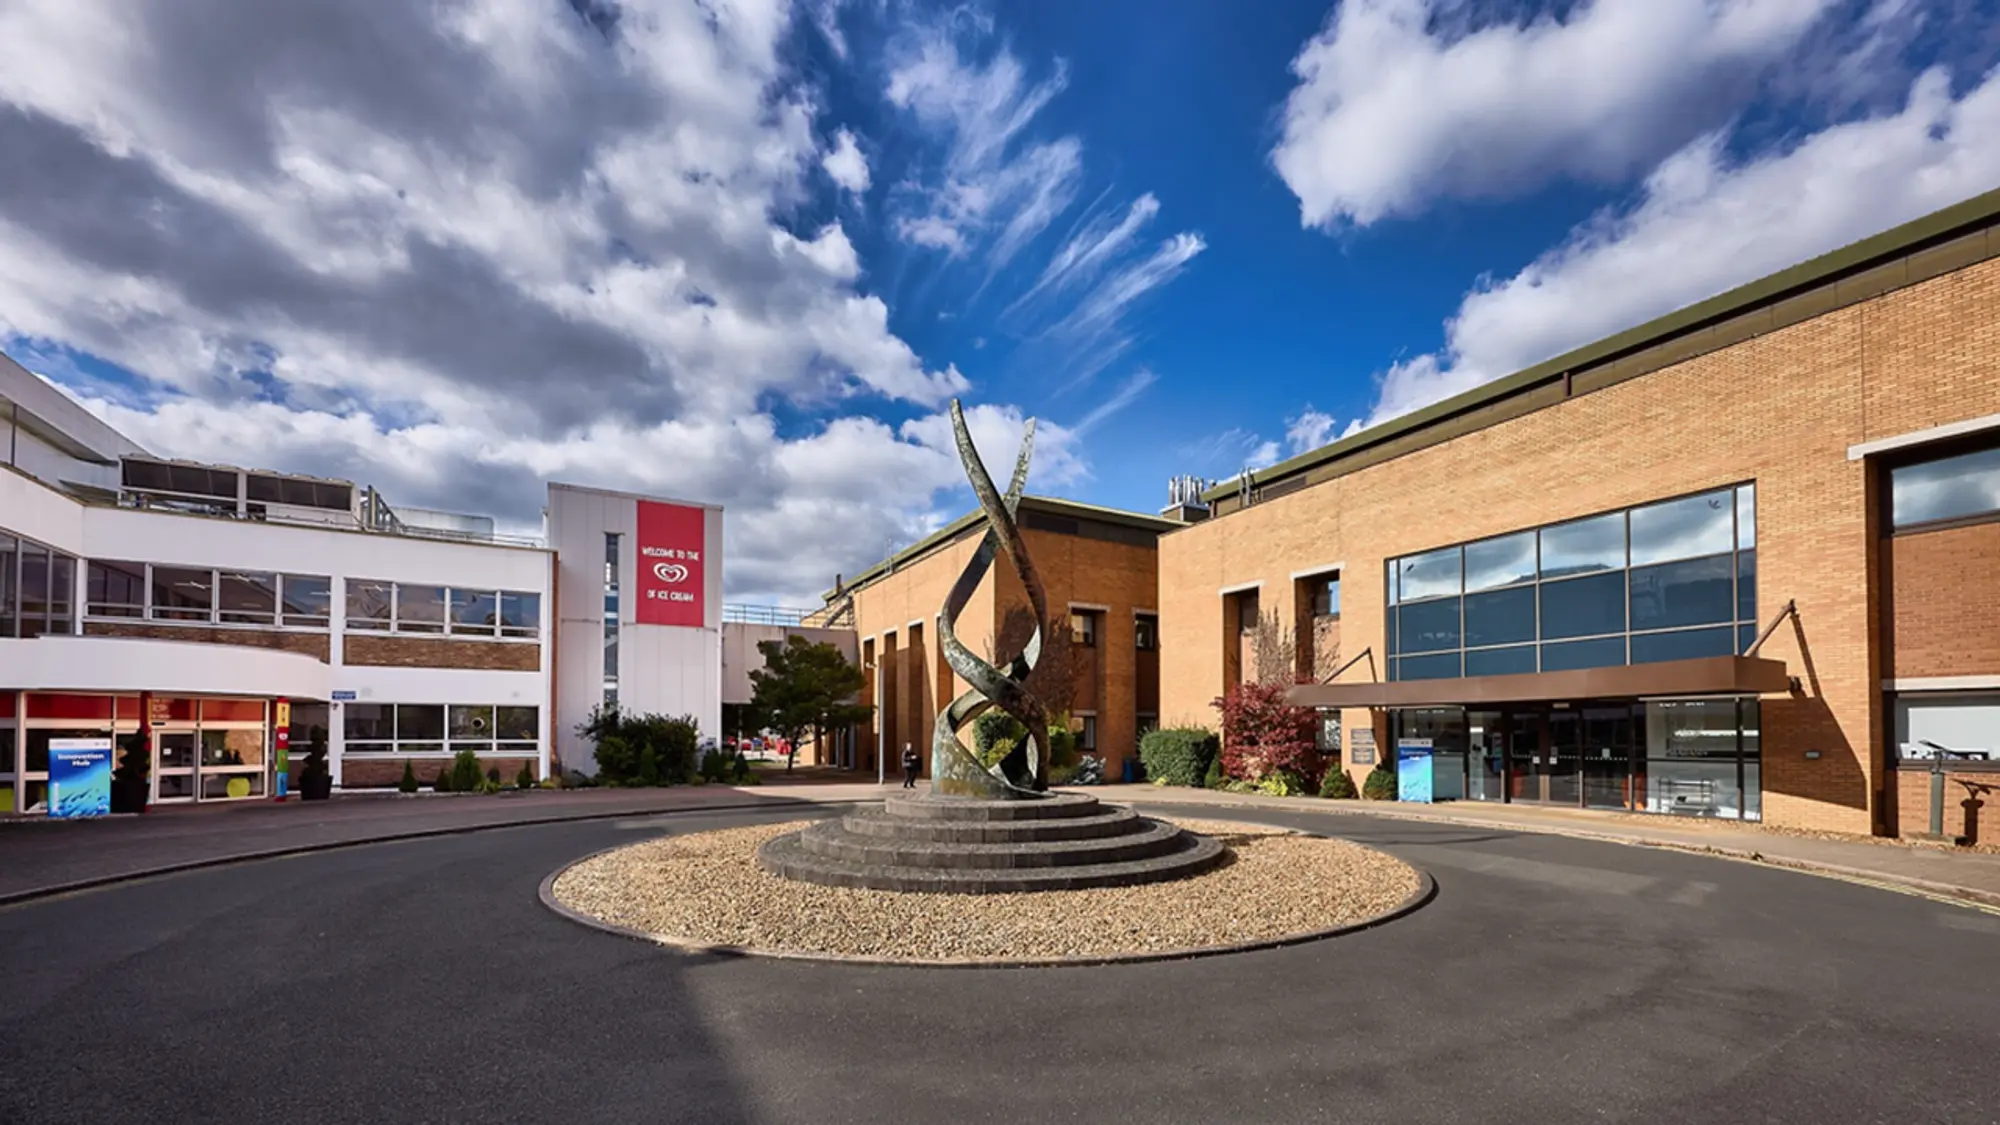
[344,582,540,638]
[0,533,78,639]
[89,562,333,627]
[343,703,540,754]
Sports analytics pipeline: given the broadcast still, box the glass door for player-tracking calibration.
[1467,710,1505,801]
[1547,711,1582,805]
[1507,710,1544,802]
[1581,705,1638,810]
[154,731,196,802]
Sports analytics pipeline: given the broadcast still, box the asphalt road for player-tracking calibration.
[2,804,1996,1125]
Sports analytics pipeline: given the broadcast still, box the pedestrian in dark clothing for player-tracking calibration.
[901,744,921,789]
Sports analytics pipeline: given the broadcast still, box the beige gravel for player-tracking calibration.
[550,817,1422,963]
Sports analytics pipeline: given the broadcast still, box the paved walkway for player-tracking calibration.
[7,777,2000,908]
[1098,783,2000,906]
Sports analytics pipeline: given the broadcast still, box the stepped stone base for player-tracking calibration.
[756,791,1228,894]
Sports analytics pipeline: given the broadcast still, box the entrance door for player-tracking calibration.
[1581,706,1637,810]
[1467,710,1505,801]
[154,731,196,802]
[1546,711,1582,805]
[1507,711,1544,801]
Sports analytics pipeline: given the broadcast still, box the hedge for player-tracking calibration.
[1138,727,1220,788]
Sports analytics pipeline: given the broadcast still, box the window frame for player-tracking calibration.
[1134,613,1158,651]
[1883,433,2000,536]
[342,702,542,756]
[1070,611,1098,648]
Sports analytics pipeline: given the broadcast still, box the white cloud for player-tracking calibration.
[0,0,1040,604]
[1273,0,1838,228]
[1284,407,1338,454]
[1011,193,1159,311]
[1365,63,2000,426]
[1050,232,1207,340]
[823,127,871,194]
[1072,368,1158,436]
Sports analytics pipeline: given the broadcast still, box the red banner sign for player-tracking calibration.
[635,501,707,627]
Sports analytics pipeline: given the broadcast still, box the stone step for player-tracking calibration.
[798,816,1184,869]
[883,791,1102,822]
[839,805,1142,844]
[757,829,1227,894]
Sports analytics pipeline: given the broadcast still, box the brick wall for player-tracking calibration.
[84,620,331,661]
[342,634,541,671]
[1159,255,2000,835]
[341,755,537,788]
[1889,766,2000,843]
[1885,521,2000,678]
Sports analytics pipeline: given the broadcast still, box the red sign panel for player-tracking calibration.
[635,501,707,627]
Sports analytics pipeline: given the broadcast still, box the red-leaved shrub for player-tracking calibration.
[1211,682,1320,788]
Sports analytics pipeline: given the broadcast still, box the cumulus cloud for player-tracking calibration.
[1364,62,2000,426]
[0,0,1050,604]
[1273,0,1838,228]
[823,127,872,194]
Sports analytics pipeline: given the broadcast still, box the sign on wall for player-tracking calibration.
[49,737,113,819]
[636,501,707,627]
[1396,738,1434,804]
[1350,728,1376,765]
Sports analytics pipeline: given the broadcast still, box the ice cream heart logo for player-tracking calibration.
[654,562,689,584]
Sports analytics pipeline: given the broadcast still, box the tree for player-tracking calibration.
[748,636,873,771]
[987,602,1082,719]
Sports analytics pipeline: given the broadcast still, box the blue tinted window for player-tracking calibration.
[1629,554,1733,631]
[1397,547,1461,602]
[1399,652,1462,680]
[1398,596,1460,654]
[1540,512,1624,578]
[1540,571,1625,639]
[1736,549,1755,623]
[1631,626,1736,664]
[1465,531,1536,592]
[1464,586,1536,648]
[1736,484,1755,549]
[1629,490,1733,566]
[1891,445,2000,527]
[1386,606,1399,655]
[1738,623,1755,656]
[1466,645,1537,677]
[1541,637,1626,672]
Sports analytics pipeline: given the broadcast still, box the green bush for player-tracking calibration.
[1203,755,1225,790]
[579,705,701,786]
[973,710,1024,759]
[450,749,484,793]
[1319,768,1359,799]
[1255,770,1308,797]
[1047,721,1079,770]
[731,752,752,783]
[1362,764,1399,801]
[515,763,536,790]
[1138,727,1220,787]
[433,766,453,793]
[981,734,1017,769]
[398,761,418,794]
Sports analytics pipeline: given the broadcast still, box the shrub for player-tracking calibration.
[515,763,536,790]
[450,749,484,793]
[1138,727,1220,787]
[1320,769,1359,799]
[1204,755,1225,790]
[1212,683,1321,790]
[398,761,419,794]
[638,744,661,787]
[1362,764,1399,801]
[731,752,752,783]
[981,735,1018,770]
[433,766,453,793]
[973,710,1024,760]
[579,706,701,786]
[1255,770,1308,797]
[486,767,500,784]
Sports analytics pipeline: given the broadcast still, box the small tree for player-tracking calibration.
[1212,682,1321,789]
[397,761,418,794]
[748,636,872,771]
[988,603,1083,719]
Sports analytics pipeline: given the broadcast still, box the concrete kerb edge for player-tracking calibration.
[535,817,1439,969]
[1123,793,2000,912]
[0,798,867,908]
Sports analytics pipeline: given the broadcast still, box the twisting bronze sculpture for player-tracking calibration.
[928,400,1052,798]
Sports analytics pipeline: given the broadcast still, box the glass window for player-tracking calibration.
[1736,549,1756,624]
[449,705,495,742]
[47,553,74,634]
[1397,596,1460,654]
[495,706,539,743]
[497,590,536,637]
[280,574,331,628]
[1080,715,1097,751]
[150,566,213,622]
[1736,483,1756,549]
[1463,586,1536,648]
[1645,699,1741,758]
[18,544,49,637]
[1890,444,2000,528]
[88,561,147,617]
[451,589,498,635]
[0,535,16,637]
[604,622,619,678]
[1135,615,1158,650]
[1236,593,1259,631]
[217,570,277,625]
[201,728,265,768]
[1539,512,1624,578]
[1893,693,2000,761]
[1540,636,1626,672]
[1540,571,1624,639]
[1630,626,1736,664]
[1464,531,1536,592]
[396,704,446,743]
[396,585,446,634]
[1396,547,1461,602]
[1629,555,1734,632]
[1396,652,1462,681]
[1071,612,1097,647]
[346,580,393,631]
[1312,576,1341,617]
[1629,490,1734,566]
[1465,645,1536,677]
[343,703,393,747]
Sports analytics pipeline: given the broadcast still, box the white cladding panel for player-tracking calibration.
[0,635,331,698]
[0,460,88,551]
[720,623,860,705]
[547,483,723,773]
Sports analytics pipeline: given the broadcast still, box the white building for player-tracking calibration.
[0,350,726,812]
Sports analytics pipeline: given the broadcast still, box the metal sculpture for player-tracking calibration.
[928,400,1052,798]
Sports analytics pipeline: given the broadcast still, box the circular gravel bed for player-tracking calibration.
[547,817,1427,965]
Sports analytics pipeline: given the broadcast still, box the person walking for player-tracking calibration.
[901,743,921,789]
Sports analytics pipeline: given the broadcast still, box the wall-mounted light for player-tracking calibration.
[1804,750,1822,760]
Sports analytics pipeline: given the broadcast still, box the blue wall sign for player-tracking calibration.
[49,738,114,818]
[331,690,358,702]
[1397,738,1434,803]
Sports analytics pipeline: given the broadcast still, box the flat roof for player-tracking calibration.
[1204,185,2000,509]
[826,495,1180,602]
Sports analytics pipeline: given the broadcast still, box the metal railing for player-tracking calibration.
[722,604,820,627]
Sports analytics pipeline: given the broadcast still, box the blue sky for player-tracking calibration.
[2,0,1998,602]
